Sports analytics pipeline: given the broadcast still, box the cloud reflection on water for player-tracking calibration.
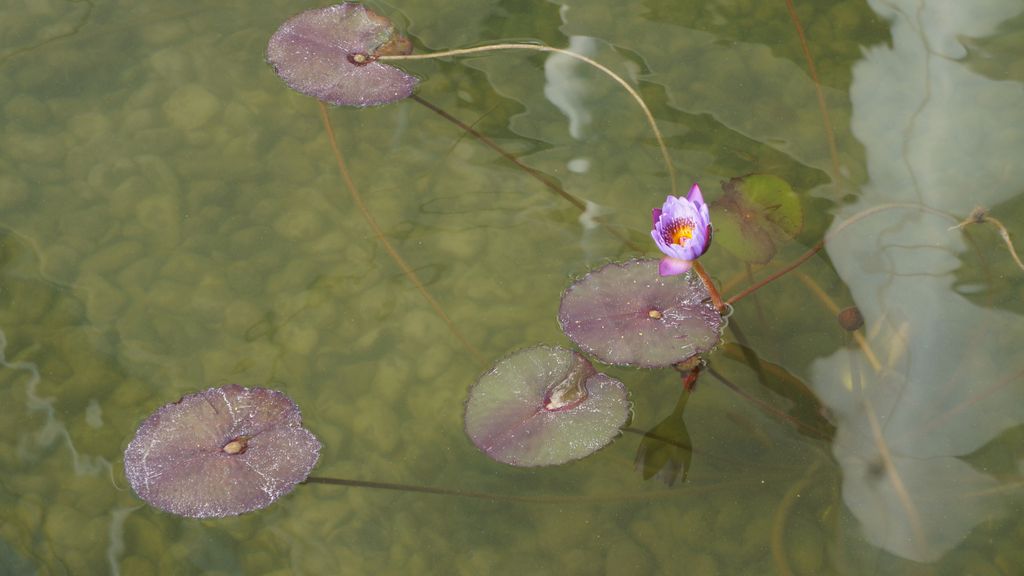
[817,0,1024,562]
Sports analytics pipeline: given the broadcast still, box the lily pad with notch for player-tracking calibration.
[558,259,724,368]
[124,384,321,518]
[267,3,419,107]
[465,346,630,467]
[711,174,803,264]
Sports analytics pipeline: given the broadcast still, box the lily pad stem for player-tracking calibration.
[303,473,786,503]
[379,43,678,197]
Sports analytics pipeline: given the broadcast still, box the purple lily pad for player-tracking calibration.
[465,346,630,467]
[267,3,419,107]
[558,259,723,368]
[124,384,321,518]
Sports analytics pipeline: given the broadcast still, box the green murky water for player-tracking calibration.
[2,0,1023,574]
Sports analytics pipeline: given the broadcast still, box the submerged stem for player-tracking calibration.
[410,95,586,210]
[783,0,841,192]
[317,102,485,365]
[380,43,677,197]
[304,475,541,503]
[793,271,881,372]
[770,459,822,576]
[410,95,643,252]
[303,472,795,503]
[726,203,958,306]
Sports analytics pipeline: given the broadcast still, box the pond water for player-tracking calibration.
[2,0,1023,574]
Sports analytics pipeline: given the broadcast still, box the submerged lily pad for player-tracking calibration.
[558,259,723,368]
[711,175,803,264]
[465,346,630,467]
[635,388,693,486]
[267,3,419,107]
[124,384,321,518]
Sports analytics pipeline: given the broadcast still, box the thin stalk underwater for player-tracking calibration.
[783,0,841,191]
[794,271,881,372]
[378,43,679,197]
[706,364,834,440]
[410,95,643,252]
[317,101,485,365]
[302,470,798,504]
[725,203,959,306]
[770,459,823,576]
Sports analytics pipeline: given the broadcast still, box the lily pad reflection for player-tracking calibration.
[465,346,630,467]
[558,259,723,368]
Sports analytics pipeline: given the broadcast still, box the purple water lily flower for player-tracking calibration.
[651,184,713,276]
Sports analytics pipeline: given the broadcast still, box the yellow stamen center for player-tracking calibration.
[668,220,694,245]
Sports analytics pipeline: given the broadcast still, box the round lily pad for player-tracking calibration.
[124,384,321,518]
[710,174,804,264]
[558,259,723,367]
[465,346,630,467]
[267,3,419,107]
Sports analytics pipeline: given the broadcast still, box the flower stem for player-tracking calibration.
[379,43,677,197]
[692,261,726,314]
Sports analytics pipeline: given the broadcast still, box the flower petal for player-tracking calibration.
[659,257,692,276]
[662,195,697,222]
[686,183,704,206]
[651,186,713,264]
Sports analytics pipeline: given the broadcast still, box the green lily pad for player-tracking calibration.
[711,175,803,264]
